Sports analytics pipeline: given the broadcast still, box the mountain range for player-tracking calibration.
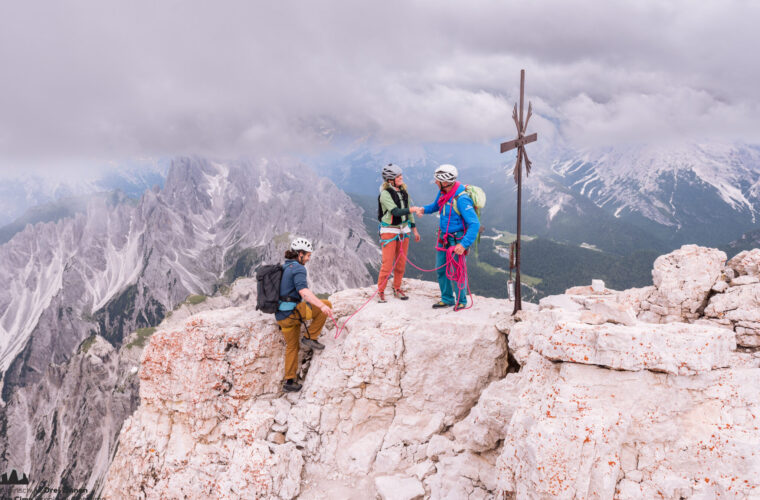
[0,157,377,493]
[315,140,760,255]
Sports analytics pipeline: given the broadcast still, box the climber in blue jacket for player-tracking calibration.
[411,164,480,310]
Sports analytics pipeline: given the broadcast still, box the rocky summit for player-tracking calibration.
[101,245,760,499]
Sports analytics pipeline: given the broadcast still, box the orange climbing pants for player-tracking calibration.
[377,234,409,292]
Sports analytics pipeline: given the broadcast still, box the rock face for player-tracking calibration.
[0,277,260,499]
[0,335,143,498]
[98,245,760,499]
[642,245,726,323]
[496,352,760,499]
[104,280,512,499]
[618,244,760,348]
[104,308,304,499]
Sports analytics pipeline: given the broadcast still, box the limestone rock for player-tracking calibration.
[452,372,522,452]
[612,285,655,315]
[579,311,605,325]
[649,245,726,321]
[711,279,729,293]
[705,283,760,347]
[374,475,425,500]
[496,353,760,499]
[100,249,760,500]
[731,275,760,286]
[727,248,760,276]
[539,294,584,312]
[509,309,735,374]
[103,308,304,499]
[286,279,508,488]
[588,301,637,326]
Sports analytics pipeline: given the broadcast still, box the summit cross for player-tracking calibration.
[500,69,537,314]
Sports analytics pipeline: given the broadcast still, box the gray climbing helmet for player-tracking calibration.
[382,163,403,181]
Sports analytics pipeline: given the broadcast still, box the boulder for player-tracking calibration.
[731,275,760,286]
[588,301,637,326]
[648,245,726,322]
[705,283,760,347]
[727,248,760,276]
[374,475,425,500]
[539,294,584,312]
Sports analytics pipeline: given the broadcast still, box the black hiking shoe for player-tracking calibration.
[378,291,387,303]
[393,288,409,300]
[283,379,302,392]
[453,303,468,312]
[432,301,453,309]
[301,337,325,350]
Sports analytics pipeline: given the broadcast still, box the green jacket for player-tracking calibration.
[379,188,416,228]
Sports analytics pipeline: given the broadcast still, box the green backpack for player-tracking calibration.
[452,185,486,248]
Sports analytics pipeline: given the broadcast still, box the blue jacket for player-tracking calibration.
[275,260,308,321]
[423,184,481,248]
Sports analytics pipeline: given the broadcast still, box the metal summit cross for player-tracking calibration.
[500,69,537,314]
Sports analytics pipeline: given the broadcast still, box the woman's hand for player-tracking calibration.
[413,228,421,242]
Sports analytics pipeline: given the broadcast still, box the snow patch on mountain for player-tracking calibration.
[550,143,760,227]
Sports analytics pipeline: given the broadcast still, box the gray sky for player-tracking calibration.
[1,0,759,172]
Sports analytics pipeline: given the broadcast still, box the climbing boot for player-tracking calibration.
[453,303,467,312]
[301,337,325,350]
[432,301,453,309]
[392,288,409,300]
[378,291,387,303]
[283,379,302,392]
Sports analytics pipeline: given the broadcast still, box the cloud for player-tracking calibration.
[0,0,758,171]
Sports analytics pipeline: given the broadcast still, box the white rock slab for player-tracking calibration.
[375,475,425,500]
[509,310,735,374]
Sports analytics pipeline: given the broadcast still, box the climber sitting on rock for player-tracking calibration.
[276,237,332,393]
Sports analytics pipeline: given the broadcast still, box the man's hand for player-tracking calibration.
[319,303,332,316]
[413,228,421,242]
[453,244,466,255]
[410,206,424,217]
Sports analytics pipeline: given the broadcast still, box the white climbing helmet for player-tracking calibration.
[290,237,314,253]
[434,164,458,183]
[382,163,403,181]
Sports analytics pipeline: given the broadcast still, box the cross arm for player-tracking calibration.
[500,132,538,153]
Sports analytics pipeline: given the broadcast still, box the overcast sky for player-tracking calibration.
[1,0,759,172]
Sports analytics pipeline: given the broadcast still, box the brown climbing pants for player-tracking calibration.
[276,300,332,381]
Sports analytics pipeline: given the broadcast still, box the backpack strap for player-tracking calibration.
[278,261,303,310]
[451,186,471,217]
[382,187,408,226]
